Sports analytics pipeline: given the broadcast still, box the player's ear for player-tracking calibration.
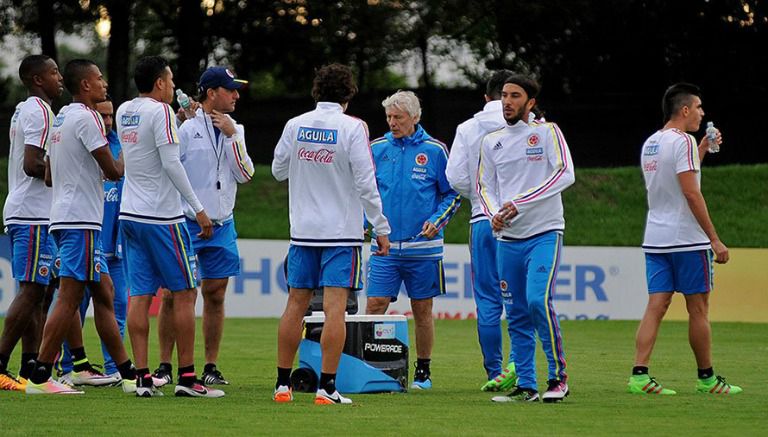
[526,98,536,113]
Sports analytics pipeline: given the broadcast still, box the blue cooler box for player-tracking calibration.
[294,314,409,393]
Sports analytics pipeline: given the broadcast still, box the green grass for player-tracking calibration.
[1,318,764,435]
[233,164,768,247]
[1,159,766,247]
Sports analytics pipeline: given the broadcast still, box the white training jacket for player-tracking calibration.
[272,102,390,246]
[477,119,575,240]
[178,108,254,223]
[446,100,507,224]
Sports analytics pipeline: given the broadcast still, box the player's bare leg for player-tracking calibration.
[0,283,46,362]
[90,274,130,365]
[277,288,313,368]
[127,295,154,370]
[365,297,391,315]
[153,289,176,385]
[411,298,434,360]
[684,293,712,369]
[627,292,676,395]
[172,288,198,374]
[633,292,673,366]
[202,278,228,364]
[411,297,434,389]
[320,287,347,374]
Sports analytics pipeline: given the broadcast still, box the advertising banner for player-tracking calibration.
[1,236,765,322]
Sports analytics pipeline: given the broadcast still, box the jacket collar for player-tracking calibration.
[384,124,430,147]
[316,102,344,112]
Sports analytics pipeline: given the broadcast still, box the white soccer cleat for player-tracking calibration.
[69,369,122,387]
[174,382,225,398]
[314,388,352,405]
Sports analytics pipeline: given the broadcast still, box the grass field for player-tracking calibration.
[235,164,768,247]
[1,160,766,247]
[1,318,764,435]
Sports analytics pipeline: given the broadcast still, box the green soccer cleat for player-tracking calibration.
[696,375,742,395]
[481,378,501,392]
[482,363,517,392]
[627,375,676,395]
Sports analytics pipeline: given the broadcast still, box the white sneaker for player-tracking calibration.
[542,380,569,403]
[314,388,352,405]
[174,382,225,398]
[70,369,121,386]
[58,372,75,387]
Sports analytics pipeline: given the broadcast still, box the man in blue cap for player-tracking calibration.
[153,66,253,387]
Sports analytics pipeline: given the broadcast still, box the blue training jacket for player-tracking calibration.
[101,129,123,258]
[370,124,461,258]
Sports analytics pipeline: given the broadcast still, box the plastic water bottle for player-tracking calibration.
[176,89,191,110]
[706,121,720,153]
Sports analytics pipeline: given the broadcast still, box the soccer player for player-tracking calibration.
[366,90,460,390]
[477,74,574,403]
[446,70,518,392]
[628,83,742,395]
[0,55,62,392]
[154,66,253,386]
[25,59,137,394]
[118,55,222,398]
[55,94,130,384]
[271,64,390,405]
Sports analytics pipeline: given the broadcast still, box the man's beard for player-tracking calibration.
[504,112,525,125]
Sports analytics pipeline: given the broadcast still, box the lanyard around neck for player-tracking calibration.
[202,112,224,189]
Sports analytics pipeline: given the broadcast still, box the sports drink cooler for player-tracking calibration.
[291,314,409,393]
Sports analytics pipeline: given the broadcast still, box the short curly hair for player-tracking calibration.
[311,64,357,104]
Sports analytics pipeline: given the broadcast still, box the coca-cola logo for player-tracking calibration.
[121,131,138,144]
[298,147,335,164]
[105,187,119,202]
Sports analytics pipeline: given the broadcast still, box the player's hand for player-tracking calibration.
[176,99,199,122]
[421,221,438,239]
[492,201,518,231]
[711,239,729,264]
[195,210,214,240]
[373,235,390,256]
[210,110,236,137]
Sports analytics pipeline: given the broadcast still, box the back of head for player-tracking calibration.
[662,82,701,123]
[134,56,169,94]
[63,59,97,95]
[311,64,357,104]
[18,54,52,88]
[504,74,541,100]
[486,69,514,100]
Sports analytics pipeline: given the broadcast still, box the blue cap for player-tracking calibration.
[198,67,248,94]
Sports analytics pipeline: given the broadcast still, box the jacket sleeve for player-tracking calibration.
[476,136,500,218]
[271,120,293,182]
[445,125,472,197]
[510,123,575,214]
[429,147,461,231]
[348,121,390,236]
[223,123,255,183]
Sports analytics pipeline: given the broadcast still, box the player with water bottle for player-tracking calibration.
[630,82,741,396]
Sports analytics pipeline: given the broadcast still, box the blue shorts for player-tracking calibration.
[186,218,240,279]
[287,245,363,290]
[7,224,56,285]
[51,229,106,282]
[645,250,714,295]
[366,256,445,302]
[121,220,198,296]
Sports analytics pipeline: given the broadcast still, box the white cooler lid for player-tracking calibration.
[304,313,407,323]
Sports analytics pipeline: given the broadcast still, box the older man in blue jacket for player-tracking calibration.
[366,91,461,390]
